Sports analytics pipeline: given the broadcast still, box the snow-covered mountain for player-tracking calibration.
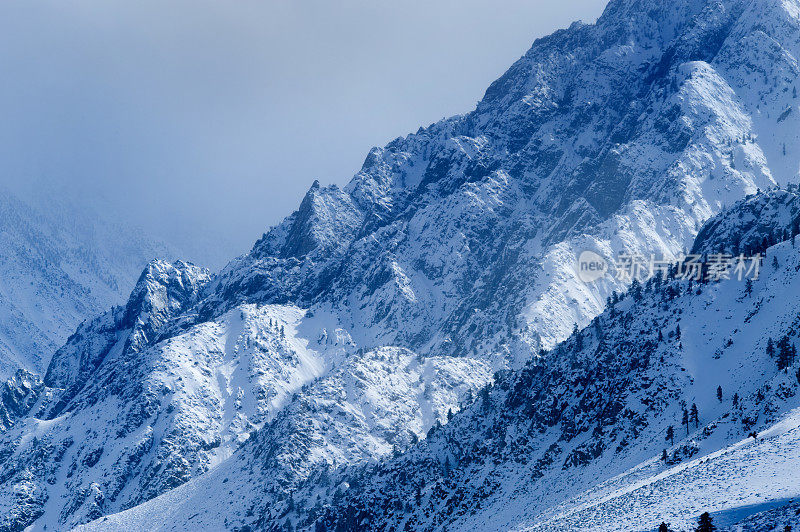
[0,191,174,378]
[194,0,799,367]
[295,189,800,532]
[76,191,800,532]
[0,258,491,530]
[3,0,800,529]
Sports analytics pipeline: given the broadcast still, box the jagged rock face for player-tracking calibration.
[0,370,43,432]
[119,260,213,353]
[0,260,217,530]
[42,260,212,418]
[692,188,800,255]
[307,189,800,532]
[202,0,796,364]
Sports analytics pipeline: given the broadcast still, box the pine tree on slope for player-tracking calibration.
[690,403,699,428]
[695,511,716,531]
[682,408,689,435]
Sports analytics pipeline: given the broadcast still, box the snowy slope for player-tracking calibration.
[300,189,800,532]
[73,347,491,532]
[523,409,800,530]
[73,191,800,531]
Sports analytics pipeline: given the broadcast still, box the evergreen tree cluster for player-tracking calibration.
[767,336,798,371]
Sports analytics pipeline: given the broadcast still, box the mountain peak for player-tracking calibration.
[121,258,211,351]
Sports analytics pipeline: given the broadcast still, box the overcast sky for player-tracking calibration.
[0,0,608,267]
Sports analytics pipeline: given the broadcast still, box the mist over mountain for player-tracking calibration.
[0,0,608,264]
[0,189,180,379]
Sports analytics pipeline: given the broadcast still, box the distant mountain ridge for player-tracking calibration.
[0,190,176,378]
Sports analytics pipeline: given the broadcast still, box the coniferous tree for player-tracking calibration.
[659,523,670,532]
[631,278,642,301]
[662,449,668,462]
[773,255,780,270]
[682,408,689,435]
[574,323,583,350]
[666,425,674,446]
[767,337,776,359]
[695,511,716,531]
[480,386,490,412]
[716,386,723,402]
[733,393,739,407]
[690,403,699,428]
[287,491,295,512]
[777,335,794,371]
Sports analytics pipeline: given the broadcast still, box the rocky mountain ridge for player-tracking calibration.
[76,189,800,532]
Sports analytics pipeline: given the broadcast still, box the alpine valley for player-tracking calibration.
[0,190,175,380]
[3,0,800,530]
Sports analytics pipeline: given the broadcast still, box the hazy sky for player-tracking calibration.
[0,0,608,267]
